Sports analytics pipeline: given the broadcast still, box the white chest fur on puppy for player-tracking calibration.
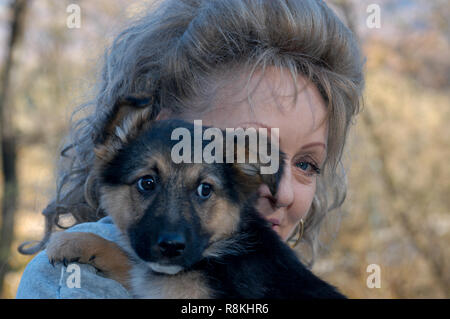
[129,261,212,299]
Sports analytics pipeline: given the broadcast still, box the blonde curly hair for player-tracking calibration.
[19,0,364,265]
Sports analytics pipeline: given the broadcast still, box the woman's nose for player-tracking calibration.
[274,165,294,208]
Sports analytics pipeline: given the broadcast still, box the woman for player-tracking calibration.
[16,0,364,298]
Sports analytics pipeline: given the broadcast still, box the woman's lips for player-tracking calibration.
[267,218,280,229]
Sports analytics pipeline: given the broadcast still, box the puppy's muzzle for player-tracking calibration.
[157,232,186,258]
[130,226,189,264]
[128,211,208,273]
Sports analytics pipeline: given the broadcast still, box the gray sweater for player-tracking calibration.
[16,217,132,299]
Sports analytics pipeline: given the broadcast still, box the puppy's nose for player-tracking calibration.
[157,233,186,258]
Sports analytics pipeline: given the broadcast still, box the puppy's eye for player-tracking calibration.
[196,183,212,199]
[137,175,156,192]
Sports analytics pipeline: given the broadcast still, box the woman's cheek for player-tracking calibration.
[288,179,317,222]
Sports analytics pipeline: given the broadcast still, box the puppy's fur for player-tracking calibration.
[47,97,345,299]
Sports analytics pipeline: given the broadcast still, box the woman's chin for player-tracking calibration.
[271,224,287,240]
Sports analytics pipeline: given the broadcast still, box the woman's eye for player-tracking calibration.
[137,175,156,192]
[296,161,310,171]
[196,183,212,199]
[295,161,321,175]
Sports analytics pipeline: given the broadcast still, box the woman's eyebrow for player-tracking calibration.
[298,142,327,167]
[300,142,326,150]
[238,122,326,152]
[236,121,271,130]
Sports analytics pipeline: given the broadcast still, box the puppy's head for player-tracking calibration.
[94,97,284,274]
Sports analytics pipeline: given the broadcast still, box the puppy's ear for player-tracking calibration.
[228,131,285,200]
[94,95,153,161]
[95,95,153,145]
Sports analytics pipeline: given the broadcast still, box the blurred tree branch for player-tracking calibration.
[0,0,29,294]
[331,0,450,297]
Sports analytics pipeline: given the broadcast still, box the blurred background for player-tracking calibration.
[0,0,448,298]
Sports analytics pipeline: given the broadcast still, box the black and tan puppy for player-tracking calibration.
[47,97,345,299]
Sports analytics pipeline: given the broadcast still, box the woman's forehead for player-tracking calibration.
[203,68,327,138]
[162,67,328,152]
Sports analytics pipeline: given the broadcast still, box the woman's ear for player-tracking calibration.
[93,95,153,161]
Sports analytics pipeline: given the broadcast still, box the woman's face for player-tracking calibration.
[160,67,328,241]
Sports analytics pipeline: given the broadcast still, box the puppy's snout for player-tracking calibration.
[157,233,186,258]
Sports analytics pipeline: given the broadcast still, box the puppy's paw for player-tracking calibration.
[46,231,132,288]
[46,232,106,269]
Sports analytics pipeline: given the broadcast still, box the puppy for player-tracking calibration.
[47,97,345,299]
